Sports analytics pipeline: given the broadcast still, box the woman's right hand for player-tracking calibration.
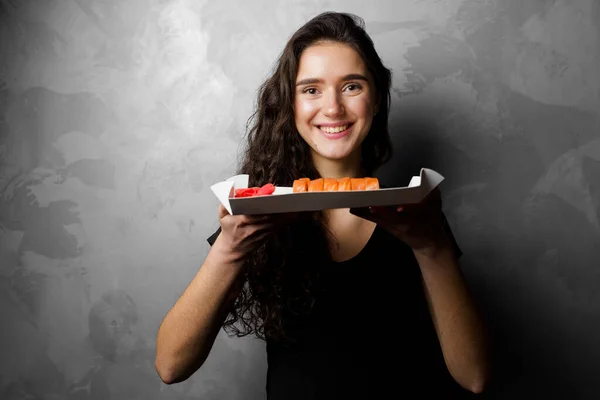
[211,204,284,265]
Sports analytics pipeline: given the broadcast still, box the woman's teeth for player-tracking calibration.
[320,124,349,133]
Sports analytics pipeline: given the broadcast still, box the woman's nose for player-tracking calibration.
[322,90,344,117]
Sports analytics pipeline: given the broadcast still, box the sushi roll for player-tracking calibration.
[337,177,352,191]
[365,177,379,190]
[293,178,309,192]
[292,177,379,192]
[308,178,324,192]
[323,178,339,191]
[350,178,366,191]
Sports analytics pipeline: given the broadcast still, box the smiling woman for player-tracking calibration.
[294,42,377,167]
[156,11,491,399]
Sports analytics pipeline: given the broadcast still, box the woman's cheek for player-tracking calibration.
[352,96,373,117]
[297,99,319,118]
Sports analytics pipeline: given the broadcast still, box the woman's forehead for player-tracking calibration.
[296,42,368,82]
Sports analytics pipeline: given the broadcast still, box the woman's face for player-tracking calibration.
[294,41,377,169]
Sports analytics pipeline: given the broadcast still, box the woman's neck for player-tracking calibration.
[312,151,364,178]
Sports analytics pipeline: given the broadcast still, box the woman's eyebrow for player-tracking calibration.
[296,73,369,86]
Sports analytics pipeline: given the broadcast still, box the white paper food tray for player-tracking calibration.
[210,168,444,215]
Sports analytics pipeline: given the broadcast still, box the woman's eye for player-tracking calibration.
[303,88,318,95]
[345,83,362,91]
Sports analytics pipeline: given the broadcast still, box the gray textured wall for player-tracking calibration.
[1,0,599,399]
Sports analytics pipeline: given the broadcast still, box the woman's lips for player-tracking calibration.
[317,123,354,139]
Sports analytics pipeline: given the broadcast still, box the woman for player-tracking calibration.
[156,11,491,399]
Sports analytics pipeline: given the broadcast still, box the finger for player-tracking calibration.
[245,223,280,246]
[254,220,279,232]
[247,230,273,246]
[248,215,291,235]
[218,204,230,219]
[248,214,274,222]
[238,214,273,226]
[395,206,441,223]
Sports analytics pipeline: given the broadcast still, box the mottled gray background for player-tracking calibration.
[0,0,599,399]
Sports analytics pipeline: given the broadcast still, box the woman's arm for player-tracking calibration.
[155,205,278,384]
[351,188,492,393]
[414,236,491,394]
[155,235,244,384]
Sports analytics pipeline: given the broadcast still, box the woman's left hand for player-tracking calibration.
[350,187,448,256]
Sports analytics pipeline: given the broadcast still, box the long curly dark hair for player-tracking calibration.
[222,12,393,344]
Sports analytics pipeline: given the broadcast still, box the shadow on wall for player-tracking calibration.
[378,101,600,399]
[65,289,165,400]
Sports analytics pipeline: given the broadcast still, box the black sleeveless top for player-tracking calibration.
[207,215,471,399]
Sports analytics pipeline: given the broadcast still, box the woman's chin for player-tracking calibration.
[314,149,357,164]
